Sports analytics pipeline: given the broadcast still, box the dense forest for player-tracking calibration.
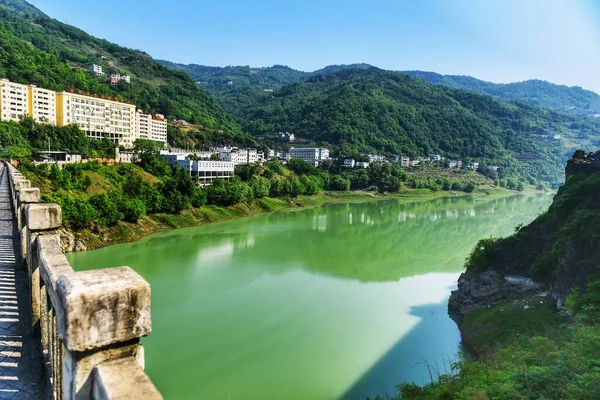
[0,0,240,135]
[241,68,600,187]
[157,60,600,188]
[157,61,374,122]
[160,60,600,120]
[403,71,600,117]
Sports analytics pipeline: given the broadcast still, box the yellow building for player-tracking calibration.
[0,79,29,123]
[56,91,136,147]
[28,85,56,125]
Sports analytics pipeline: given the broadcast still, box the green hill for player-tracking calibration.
[241,68,600,187]
[156,61,375,122]
[159,60,600,120]
[402,71,600,116]
[0,0,241,136]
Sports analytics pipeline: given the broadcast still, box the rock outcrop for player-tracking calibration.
[449,269,542,315]
[449,150,600,316]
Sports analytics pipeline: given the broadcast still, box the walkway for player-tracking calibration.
[0,166,45,399]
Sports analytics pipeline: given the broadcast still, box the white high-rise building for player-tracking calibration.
[29,85,56,124]
[0,79,29,123]
[135,111,168,145]
[56,91,136,147]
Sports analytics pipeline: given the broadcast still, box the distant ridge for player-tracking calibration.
[159,60,600,117]
[402,71,600,116]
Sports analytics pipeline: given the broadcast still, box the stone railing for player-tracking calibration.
[5,162,162,399]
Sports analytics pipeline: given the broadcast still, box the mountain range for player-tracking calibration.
[159,61,600,118]
[1,0,600,188]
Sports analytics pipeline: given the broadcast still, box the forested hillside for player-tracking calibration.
[157,61,374,122]
[403,71,600,116]
[0,0,241,135]
[241,68,600,187]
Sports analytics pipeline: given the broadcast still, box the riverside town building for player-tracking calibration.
[289,147,330,167]
[164,154,235,186]
[56,90,137,147]
[135,110,168,145]
[0,78,168,147]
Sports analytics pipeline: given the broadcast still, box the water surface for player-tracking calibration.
[67,194,552,399]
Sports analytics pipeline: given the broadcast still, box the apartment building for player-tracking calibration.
[29,85,56,124]
[289,147,330,167]
[135,111,168,145]
[0,79,29,123]
[56,91,136,147]
[90,64,105,75]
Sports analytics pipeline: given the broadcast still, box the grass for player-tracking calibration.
[461,297,563,358]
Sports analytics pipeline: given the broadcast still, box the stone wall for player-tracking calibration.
[5,163,162,400]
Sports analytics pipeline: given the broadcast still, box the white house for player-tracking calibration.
[400,156,410,168]
[447,160,463,169]
[163,154,235,186]
[218,147,260,165]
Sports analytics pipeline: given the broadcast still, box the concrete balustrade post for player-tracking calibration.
[25,203,62,329]
[11,175,25,210]
[18,188,40,262]
[92,358,162,400]
[55,267,154,398]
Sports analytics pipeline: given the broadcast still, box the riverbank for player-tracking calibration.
[60,185,521,252]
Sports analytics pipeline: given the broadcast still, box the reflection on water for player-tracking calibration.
[67,193,553,400]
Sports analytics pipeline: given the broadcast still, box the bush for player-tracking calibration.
[121,198,146,223]
[89,192,123,226]
[250,177,271,198]
[328,175,351,191]
[191,188,207,208]
[70,198,98,228]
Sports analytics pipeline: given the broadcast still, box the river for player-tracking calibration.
[67,193,553,399]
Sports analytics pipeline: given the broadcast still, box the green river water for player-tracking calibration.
[67,193,553,399]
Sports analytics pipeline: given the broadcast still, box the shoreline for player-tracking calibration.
[61,186,524,253]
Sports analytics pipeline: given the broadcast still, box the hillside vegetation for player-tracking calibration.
[394,151,600,400]
[160,60,600,121]
[403,70,600,117]
[157,62,373,122]
[0,0,241,137]
[244,68,600,187]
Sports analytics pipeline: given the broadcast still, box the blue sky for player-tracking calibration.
[30,0,600,92]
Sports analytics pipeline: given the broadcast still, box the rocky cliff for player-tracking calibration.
[449,150,600,315]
